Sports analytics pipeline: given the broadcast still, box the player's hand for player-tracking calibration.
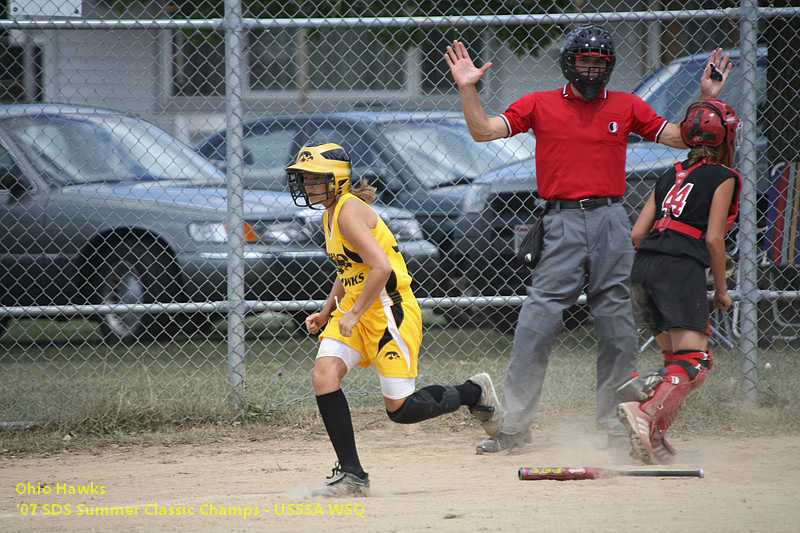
[699,48,732,100]
[713,290,732,311]
[338,311,360,338]
[305,312,329,334]
[444,40,492,90]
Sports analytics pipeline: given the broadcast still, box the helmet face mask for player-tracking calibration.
[287,171,336,209]
[285,143,351,209]
[560,25,616,100]
[679,99,740,167]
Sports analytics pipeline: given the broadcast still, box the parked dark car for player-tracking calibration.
[453,48,767,329]
[0,105,438,342]
[194,111,536,298]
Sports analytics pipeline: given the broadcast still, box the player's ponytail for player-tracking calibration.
[349,177,377,205]
[687,144,730,167]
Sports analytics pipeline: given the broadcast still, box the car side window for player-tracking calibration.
[0,141,14,168]
[0,139,28,191]
[241,125,298,190]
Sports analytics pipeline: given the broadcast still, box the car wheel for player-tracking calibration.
[93,239,180,344]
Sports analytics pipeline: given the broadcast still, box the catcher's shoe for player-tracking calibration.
[311,464,370,498]
[617,402,657,464]
[652,435,677,464]
[467,373,503,437]
[475,429,533,454]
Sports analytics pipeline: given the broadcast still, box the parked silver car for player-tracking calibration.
[0,105,438,343]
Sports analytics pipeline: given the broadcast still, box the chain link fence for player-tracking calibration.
[1,1,798,431]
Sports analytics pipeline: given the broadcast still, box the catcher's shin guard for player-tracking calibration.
[619,351,709,464]
[617,367,666,402]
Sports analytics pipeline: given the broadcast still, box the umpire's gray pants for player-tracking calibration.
[501,203,638,434]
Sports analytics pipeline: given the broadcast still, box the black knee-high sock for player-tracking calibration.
[316,390,365,478]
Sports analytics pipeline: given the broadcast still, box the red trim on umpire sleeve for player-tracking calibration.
[500,114,512,138]
[653,119,668,143]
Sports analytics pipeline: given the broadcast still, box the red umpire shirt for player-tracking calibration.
[501,84,668,201]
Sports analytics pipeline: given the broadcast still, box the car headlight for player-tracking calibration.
[463,183,491,214]
[384,217,424,241]
[188,221,310,244]
[254,220,311,244]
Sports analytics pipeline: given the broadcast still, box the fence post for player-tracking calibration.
[225,0,246,410]
[737,0,760,404]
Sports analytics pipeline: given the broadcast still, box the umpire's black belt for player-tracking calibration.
[549,196,623,210]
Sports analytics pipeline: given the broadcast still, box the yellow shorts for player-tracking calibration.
[319,295,421,379]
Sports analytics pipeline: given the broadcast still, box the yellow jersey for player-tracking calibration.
[322,193,414,311]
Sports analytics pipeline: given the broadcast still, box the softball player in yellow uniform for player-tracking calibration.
[286,143,501,498]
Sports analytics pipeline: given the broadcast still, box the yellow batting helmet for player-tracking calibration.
[285,143,351,209]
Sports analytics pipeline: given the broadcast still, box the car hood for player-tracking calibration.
[412,185,469,216]
[468,141,687,193]
[624,140,687,177]
[62,181,307,219]
[63,181,420,223]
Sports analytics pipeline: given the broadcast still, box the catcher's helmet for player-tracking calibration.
[285,143,351,209]
[680,99,739,167]
[560,25,616,100]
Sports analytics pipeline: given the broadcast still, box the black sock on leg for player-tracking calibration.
[456,381,482,407]
[316,389,366,479]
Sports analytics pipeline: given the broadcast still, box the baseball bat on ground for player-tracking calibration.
[518,466,704,481]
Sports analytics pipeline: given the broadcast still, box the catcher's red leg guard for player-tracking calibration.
[618,351,709,464]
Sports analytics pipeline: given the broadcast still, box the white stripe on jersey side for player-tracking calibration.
[379,287,393,308]
[381,290,412,373]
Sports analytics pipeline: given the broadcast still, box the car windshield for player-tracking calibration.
[380,121,536,188]
[5,115,226,186]
[634,57,766,129]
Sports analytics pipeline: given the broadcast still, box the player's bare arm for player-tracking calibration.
[706,177,736,310]
[336,198,392,337]
[444,40,507,142]
[631,191,657,248]
[658,48,732,149]
[306,277,344,334]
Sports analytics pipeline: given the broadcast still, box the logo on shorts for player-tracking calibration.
[608,121,619,134]
[384,351,400,360]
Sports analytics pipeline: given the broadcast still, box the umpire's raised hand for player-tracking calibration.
[444,40,493,90]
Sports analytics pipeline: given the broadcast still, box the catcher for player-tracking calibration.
[286,142,502,497]
[617,98,741,464]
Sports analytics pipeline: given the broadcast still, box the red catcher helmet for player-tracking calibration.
[679,98,740,167]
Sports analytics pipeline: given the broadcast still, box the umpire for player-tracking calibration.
[445,25,730,453]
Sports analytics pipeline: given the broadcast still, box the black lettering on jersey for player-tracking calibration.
[328,252,352,274]
[662,182,694,218]
[342,245,364,264]
[341,273,365,287]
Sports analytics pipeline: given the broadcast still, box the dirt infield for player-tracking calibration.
[2,418,799,532]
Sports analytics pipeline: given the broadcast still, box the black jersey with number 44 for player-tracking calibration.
[637,159,740,267]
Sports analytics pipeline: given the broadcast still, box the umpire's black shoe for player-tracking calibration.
[476,429,533,454]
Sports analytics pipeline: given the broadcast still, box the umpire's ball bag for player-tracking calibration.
[516,203,551,268]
